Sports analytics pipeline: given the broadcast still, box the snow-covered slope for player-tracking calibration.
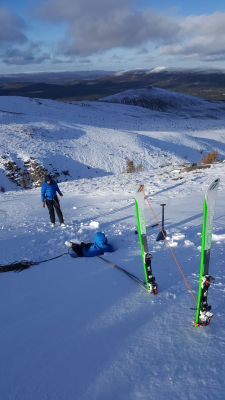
[1,93,225,192]
[0,93,225,400]
[100,87,225,115]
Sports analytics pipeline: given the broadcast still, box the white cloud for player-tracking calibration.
[2,42,50,66]
[35,0,180,56]
[2,2,225,68]
[34,1,225,63]
[160,12,225,61]
[0,7,27,43]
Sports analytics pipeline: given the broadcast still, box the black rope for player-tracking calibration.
[115,265,146,285]
[36,251,69,264]
[1,247,149,293]
[115,266,149,292]
[97,256,149,292]
[0,251,69,273]
[0,260,36,273]
[52,209,148,291]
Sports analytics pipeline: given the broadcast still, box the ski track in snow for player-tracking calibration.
[0,95,225,400]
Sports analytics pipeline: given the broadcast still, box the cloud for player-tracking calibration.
[0,7,27,43]
[51,58,73,64]
[136,48,149,55]
[110,54,123,60]
[34,2,225,63]
[35,0,180,56]
[78,59,91,64]
[2,43,50,66]
[4,2,224,68]
[160,12,225,61]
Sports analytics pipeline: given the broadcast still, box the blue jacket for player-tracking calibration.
[41,180,61,202]
[83,232,114,257]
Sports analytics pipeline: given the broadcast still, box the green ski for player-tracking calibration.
[195,178,220,326]
[135,185,157,294]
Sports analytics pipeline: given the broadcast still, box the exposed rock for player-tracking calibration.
[180,164,211,173]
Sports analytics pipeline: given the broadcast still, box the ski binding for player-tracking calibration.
[144,253,158,294]
[195,308,213,326]
[147,274,158,294]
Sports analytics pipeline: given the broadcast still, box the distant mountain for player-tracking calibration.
[0,70,115,85]
[1,67,225,101]
[105,66,225,81]
[100,67,225,101]
[110,66,225,77]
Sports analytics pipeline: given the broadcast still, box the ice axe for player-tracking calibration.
[156,204,167,241]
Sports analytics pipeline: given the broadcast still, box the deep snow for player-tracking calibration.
[0,94,225,400]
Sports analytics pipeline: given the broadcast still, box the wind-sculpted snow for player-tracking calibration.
[0,94,225,400]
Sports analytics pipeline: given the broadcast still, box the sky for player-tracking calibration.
[1,0,225,74]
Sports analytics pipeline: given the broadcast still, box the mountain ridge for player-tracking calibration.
[1,67,225,101]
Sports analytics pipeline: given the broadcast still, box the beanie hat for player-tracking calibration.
[45,174,51,182]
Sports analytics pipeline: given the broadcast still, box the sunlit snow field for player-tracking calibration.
[0,93,225,400]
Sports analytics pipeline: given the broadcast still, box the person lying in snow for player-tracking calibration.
[65,232,113,257]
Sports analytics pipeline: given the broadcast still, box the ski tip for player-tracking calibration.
[208,178,220,192]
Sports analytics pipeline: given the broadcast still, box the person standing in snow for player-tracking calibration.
[41,174,65,227]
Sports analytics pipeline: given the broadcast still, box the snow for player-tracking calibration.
[112,66,225,76]
[100,86,225,117]
[147,66,167,73]
[0,92,225,400]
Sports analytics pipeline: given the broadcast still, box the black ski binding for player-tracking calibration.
[144,253,158,294]
[194,275,215,326]
[201,275,215,290]
[147,275,158,295]
[197,301,213,326]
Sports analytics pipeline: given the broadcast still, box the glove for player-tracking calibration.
[59,193,63,197]
[42,201,45,208]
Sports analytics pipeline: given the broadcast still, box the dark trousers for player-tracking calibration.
[71,242,92,257]
[46,196,64,224]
